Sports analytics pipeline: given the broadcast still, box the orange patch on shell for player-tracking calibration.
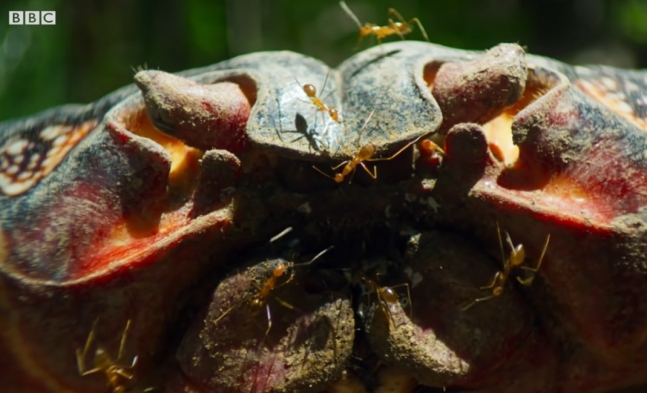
[576,78,647,132]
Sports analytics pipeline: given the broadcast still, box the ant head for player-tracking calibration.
[334,173,345,183]
[493,287,504,297]
[303,84,317,97]
[93,347,110,366]
[273,263,287,277]
[510,244,526,267]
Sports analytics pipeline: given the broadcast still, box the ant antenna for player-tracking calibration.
[292,246,334,267]
[340,1,363,29]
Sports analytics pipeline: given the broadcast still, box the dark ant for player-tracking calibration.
[214,247,333,335]
[76,319,138,393]
[462,223,551,311]
[340,1,429,48]
[312,110,424,183]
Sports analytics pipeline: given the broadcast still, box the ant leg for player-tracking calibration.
[213,303,239,325]
[76,318,100,374]
[116,368,135,380]
[320,71,331,97]
[274,296,302,314]
[461,299,477,312]
[332,160,350,171]
[534,233,551,272]
[388,8,407,24]
[358,162,378,179]
[366,135,423,163]
[79,367,103,377]
[312,165,337,181]
[496,222,506,269]
[410,18,430,41]
[461,295,495,311]
[321,88,336,102]
[117,320,131,363]
[480,271,502,290]
[264,303,272,336]
[355,109,376,147]
[516,275,536,286]
[387,9,411,40]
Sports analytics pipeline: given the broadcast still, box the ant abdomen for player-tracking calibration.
[380,287,400,304]
[303,84,317,97]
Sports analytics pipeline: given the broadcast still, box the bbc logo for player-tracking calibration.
[9,11,56,25]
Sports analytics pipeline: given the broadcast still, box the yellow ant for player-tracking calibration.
[76,319,138,393]
[297,71,340,123]
[339,1,429,48]
[214,247,333,336]
[462,223,551,311]
[313,110,424,184]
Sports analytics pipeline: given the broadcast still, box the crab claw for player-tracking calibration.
[432,43,528,134]
[135,70,251,153]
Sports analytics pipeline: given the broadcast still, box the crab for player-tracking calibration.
[1,40,647,393]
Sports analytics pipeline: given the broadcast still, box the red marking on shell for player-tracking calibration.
[78,202,231,279]
[0,120,97,196]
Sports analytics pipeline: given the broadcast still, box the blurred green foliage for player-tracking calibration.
[1,0,646,122]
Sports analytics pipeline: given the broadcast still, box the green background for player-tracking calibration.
[1,0,646,122]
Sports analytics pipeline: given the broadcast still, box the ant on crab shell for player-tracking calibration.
[339,1,429,48]
[312,110,426,184]
[462,223,551,311]
[76,319,139,393]
[296,71,340,123]
[213,246,333,336]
